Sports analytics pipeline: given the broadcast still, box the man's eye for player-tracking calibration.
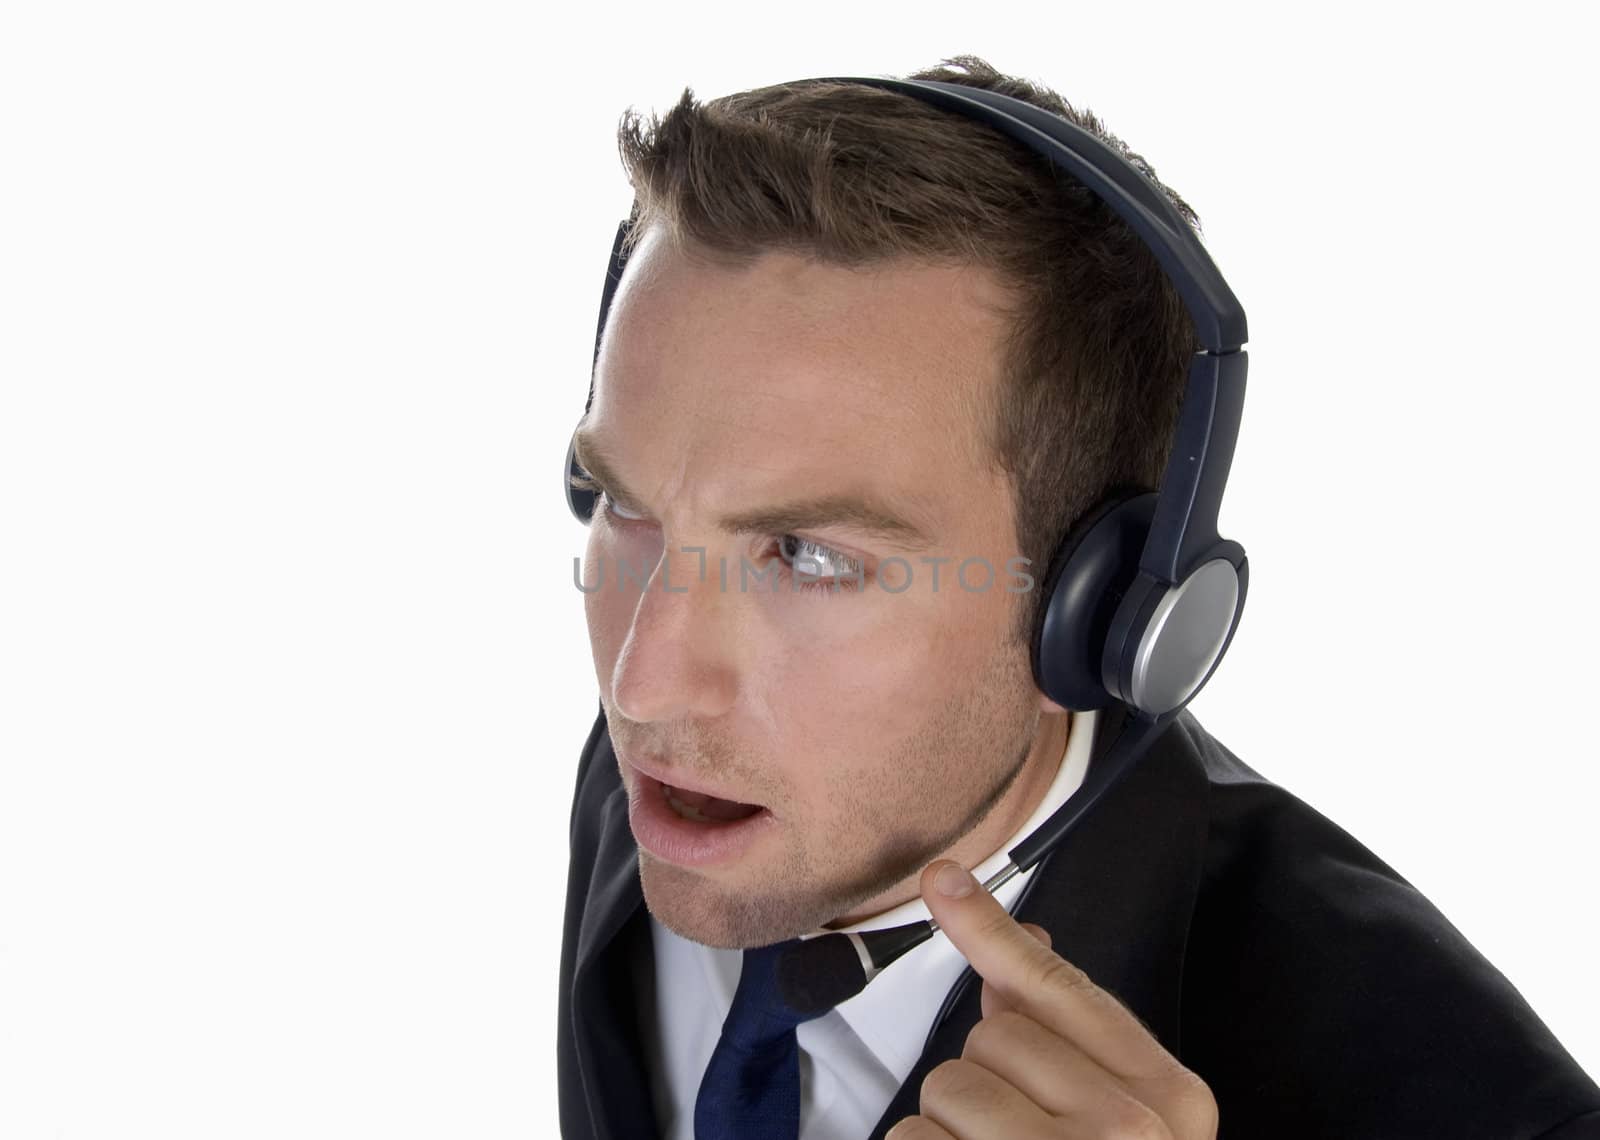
[600,494,647,522]
[571,471,865,595]
[777,535,863,585]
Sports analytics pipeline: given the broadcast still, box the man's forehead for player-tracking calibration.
[595,239,1008,455]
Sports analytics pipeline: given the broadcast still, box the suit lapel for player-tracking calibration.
[567,728,662,1139]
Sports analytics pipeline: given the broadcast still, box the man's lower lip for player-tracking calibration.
[627,772,775,867]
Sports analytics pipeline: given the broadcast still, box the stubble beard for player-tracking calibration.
[637,625,1044,949]
[639,709,1040,950]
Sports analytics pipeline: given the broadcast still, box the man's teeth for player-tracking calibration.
[663,784,712,822]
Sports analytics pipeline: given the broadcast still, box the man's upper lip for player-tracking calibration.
[624,753,762,806]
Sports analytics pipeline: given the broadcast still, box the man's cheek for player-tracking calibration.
[583,595,626,681]
[783,666,924,754]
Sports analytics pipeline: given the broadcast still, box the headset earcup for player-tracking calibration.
[563,218,636,526]
[1103,545,1246,717]
[1031,491,1157,710]
[564,429,596,525]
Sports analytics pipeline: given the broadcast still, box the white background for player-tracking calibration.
[2,2,1595,1136]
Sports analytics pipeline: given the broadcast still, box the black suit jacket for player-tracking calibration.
[557,703,1600,1138]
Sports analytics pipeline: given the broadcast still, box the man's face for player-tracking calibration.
[577,226,1064,949]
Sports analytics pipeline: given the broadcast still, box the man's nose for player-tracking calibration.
[609,544,738,724]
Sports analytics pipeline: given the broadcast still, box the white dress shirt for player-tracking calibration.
[642,709,1096,1139]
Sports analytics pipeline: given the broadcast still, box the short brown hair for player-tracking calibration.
[613,55,1201,645]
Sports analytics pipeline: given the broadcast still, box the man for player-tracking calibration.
[557,57,1600,1138]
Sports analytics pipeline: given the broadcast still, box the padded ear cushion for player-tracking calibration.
[564,219,636,527]
[1031,490,1157,710]
[564,429,597,524]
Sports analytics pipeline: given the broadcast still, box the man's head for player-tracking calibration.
[573,57,1200,948]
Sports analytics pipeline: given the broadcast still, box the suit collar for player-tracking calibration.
[568,728,660,1139]
[572,762,642,975]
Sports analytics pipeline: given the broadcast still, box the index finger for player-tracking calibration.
[920,859,1176,1083]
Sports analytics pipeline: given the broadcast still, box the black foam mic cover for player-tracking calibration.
[776,933,865,1016]
[776,922,937,1016]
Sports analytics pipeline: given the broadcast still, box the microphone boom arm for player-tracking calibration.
[777,708,1176,1015]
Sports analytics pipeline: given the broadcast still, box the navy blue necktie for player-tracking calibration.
[693,939,832,1140]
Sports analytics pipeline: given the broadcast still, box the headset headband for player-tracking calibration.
[836,78,1247,351]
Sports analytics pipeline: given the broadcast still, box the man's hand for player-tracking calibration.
[887,860,1219,1139]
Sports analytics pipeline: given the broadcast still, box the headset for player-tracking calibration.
[562,75,1250,1013]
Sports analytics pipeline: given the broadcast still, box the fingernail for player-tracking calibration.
[934,862,975,898]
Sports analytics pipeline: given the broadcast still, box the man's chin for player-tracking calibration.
[637,850,830,949]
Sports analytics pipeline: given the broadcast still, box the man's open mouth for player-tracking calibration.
[660,782,765,824]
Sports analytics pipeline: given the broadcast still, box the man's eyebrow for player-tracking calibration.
[570,426,938,552]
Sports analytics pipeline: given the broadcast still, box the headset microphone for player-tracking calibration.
[564,75,1250,1016]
